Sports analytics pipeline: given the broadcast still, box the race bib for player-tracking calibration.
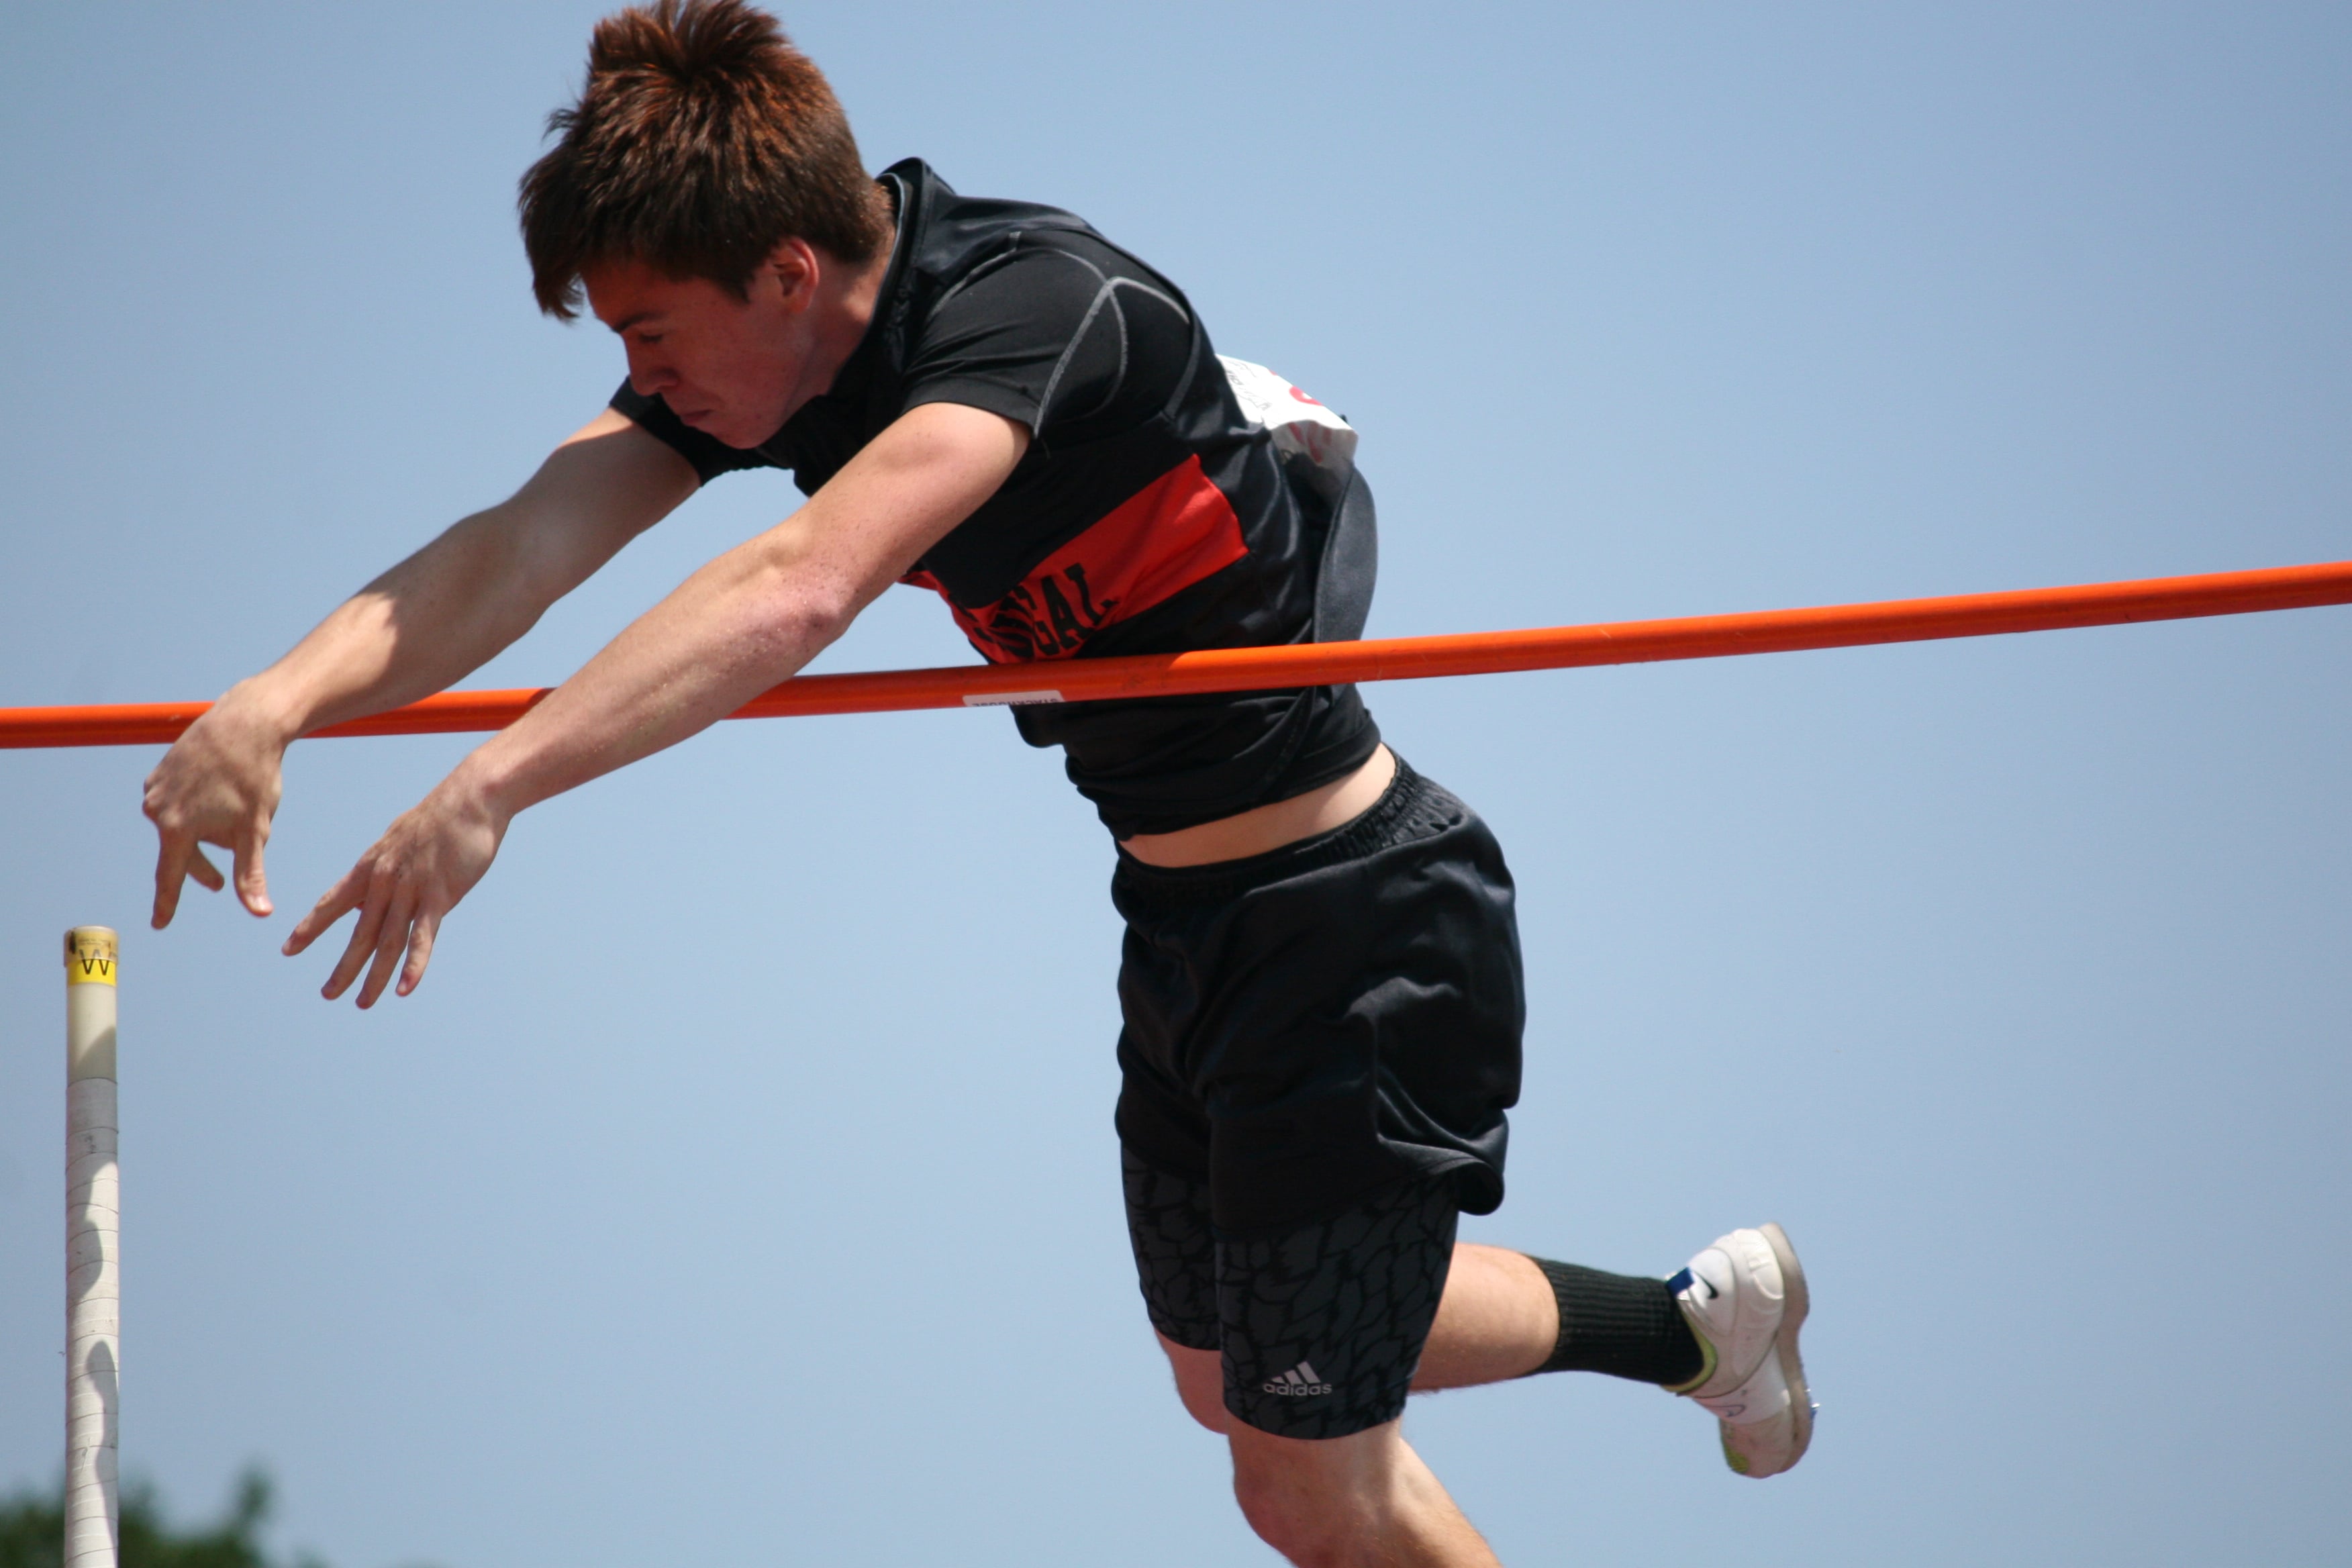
[1218,355,1357,503]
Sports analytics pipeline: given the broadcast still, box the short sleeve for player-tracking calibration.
[609,383,776,485]
[901,243,1195,441]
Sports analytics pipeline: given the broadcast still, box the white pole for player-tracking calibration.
[64,926,119,1568]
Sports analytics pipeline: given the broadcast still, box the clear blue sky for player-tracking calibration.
[3,4,2347,1564]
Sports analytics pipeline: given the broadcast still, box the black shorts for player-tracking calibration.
[1112,758,1524,1436]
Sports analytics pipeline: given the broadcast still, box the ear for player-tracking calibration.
[760,237,822,311]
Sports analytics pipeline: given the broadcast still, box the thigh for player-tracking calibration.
[1217,1178,1460,1441]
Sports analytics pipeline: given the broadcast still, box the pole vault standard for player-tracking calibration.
[64,927,121,1568]
[2,558,2349,751]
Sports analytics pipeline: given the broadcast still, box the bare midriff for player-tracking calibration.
[1116,744,1398,869]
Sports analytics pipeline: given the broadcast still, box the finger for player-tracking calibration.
[285,865,366,956]
[151,832,195,929]
[232,820,274,918]
[396,908,442,997]
[354,889,418,1010]
[322,875,393,1001]
[186,847,226,893]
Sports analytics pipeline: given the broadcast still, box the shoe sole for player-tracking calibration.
[1757,1221,1813,1472]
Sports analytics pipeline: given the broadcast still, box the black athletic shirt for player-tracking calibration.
[612,158,1380,836]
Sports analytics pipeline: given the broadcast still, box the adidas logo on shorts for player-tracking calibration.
[1262,1361,1333,1398]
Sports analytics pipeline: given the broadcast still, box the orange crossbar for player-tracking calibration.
[6,558,2349,751]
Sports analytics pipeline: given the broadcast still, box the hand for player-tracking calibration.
[143,687,293,927]
[285,769,509,1007]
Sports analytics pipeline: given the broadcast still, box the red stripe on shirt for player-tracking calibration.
[905,455,1246,663]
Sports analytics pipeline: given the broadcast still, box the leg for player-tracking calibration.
[1413,1242,1710,1393]
[1416,1227,1818,1481]
[1130,1159,1496,1561]
[1411,1242,1556,1391]
[1157,1336,1498,1566]
[1228,1419,1498,1568]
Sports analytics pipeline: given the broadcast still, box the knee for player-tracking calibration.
[1230,1453,1357,1568]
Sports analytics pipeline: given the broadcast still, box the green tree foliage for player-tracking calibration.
[0,1469,326,1568]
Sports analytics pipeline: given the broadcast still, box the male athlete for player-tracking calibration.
[139,5,1812,1561]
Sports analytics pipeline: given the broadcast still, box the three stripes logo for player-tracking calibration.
[1261,1361,1333,1398]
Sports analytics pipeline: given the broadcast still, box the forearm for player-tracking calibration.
[227,414,692,744]
[450,533,848,819]
[434,403,1028,824]
[232,509,559,740]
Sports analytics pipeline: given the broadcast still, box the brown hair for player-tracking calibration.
[518,0,890,320]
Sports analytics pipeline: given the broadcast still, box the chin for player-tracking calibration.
[701,415,768,450]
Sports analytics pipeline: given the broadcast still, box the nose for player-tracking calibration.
[625,344,678,399]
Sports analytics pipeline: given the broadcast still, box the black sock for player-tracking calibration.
[1524,1257,1704,1387]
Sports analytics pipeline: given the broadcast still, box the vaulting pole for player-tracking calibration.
[2,558,2348,751]
[63,927,121,1568]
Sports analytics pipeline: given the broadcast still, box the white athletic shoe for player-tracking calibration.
[1667,1223,1814,1479]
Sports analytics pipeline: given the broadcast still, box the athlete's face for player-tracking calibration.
[583,243,826,450]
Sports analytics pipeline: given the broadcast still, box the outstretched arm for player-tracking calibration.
[142,411,697,927]
[284,399,1030,1006]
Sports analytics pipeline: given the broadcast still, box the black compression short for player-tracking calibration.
[1124,1152,1459,1439]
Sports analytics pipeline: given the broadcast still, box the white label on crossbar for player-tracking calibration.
[963,690,1065,707]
